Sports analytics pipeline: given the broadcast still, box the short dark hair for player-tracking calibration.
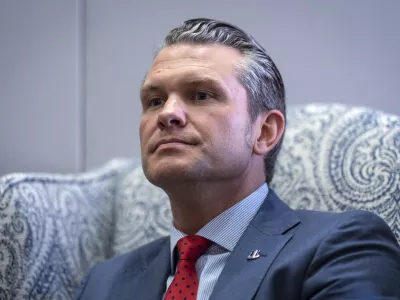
[159,18,286,183]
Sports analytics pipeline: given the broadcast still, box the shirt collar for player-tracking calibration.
[169,183,269,267]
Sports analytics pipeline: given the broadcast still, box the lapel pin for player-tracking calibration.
[247,250,261,260]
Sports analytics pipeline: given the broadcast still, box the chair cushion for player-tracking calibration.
[0,159,135,299]
[111,166,170,256]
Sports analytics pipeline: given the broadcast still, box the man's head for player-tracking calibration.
[139,18,285,188]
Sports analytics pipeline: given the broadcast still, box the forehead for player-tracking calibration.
[143,44,244,86]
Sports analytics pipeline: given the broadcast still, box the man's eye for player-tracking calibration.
[149,98,164,107]
[193,92,211,101]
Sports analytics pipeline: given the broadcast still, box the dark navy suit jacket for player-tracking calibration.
[75,190,400,299]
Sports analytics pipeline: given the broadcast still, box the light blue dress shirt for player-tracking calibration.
[165,183,269,300]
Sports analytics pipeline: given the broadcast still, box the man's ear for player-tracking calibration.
[253,110,285,156]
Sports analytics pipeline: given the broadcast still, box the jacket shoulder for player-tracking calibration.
[75,236,169,299]
[294,208,391,230]
[96,236,169,273]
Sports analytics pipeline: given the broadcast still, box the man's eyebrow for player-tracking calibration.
[185,77,222,87]
[182,77,228,96]
[140,83,163,95]
[141,77,224,92]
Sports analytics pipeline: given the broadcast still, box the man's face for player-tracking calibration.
[139,43,256,186]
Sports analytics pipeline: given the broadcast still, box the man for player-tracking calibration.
[76,18,400,299]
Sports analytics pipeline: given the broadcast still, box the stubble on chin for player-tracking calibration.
[142,157,204,189]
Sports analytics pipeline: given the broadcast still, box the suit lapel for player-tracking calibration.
[210,190,300,300]
[113,237,171,300]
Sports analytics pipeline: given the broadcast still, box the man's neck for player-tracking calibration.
[165,176,265,235]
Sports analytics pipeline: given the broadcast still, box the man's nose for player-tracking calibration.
[157,97,187,129]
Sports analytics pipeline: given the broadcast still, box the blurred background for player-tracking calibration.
[1,0,399,176]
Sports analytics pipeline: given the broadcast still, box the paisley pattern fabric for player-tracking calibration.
[270,104,400,242]
[0,159,136,299]
[0,104,399,299]
[111,167,170,256]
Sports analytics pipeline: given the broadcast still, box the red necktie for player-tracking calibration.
[165,235,212,300]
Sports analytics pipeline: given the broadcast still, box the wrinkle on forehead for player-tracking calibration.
[141,44,247,97]
[151,44,243,74]
[151,63,214,73]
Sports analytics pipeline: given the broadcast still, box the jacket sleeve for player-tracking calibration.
[302,210,400,300]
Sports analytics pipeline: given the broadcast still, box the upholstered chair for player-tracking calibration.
[0,104,398,299]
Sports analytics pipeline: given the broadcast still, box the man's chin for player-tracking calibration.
[143,160,201,187]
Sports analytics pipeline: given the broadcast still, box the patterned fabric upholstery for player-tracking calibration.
[0,104,399,299]
[112,167,170,257]
[271,104,400,236]
[0,159,137,299]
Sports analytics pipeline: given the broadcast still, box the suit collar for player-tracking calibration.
[250,189,300,235]
[113,189,300,300]
[210,189,300,300]
[170,183,269,256]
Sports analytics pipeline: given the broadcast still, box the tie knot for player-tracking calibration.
[176,235,212,261]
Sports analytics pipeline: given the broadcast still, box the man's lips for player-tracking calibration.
[152,138,194,152]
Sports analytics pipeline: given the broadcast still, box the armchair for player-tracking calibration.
[1,104,399,299]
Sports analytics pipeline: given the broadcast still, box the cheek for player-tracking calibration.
[205,114,247,153]
[139,121,144,139]
[139,118,150,144]
[217,111,248,138]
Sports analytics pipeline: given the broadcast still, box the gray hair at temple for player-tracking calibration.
[158,18,286,184]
